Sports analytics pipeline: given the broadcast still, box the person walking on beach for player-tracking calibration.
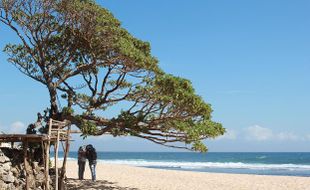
[86,144,97,181]
[78,145,87,180]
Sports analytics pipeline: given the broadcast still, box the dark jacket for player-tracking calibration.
[86,145,97,164]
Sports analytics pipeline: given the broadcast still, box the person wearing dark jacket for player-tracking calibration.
[86,144,97,181]
[78,145,87,180]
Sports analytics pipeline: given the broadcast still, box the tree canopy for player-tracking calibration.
[0,0,225,151]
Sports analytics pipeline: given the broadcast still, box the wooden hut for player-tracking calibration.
[0,119,72,190]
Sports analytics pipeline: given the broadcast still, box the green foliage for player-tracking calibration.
[154,74,213,118]
[192,141,208,152]
[62,107,74,115]
[0,0,225,152]
[80,121,97,139]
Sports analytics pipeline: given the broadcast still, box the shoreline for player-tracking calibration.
[65,161,310,190]
[55,152,310,177]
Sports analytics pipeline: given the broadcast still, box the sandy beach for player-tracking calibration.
[65,161,310,190]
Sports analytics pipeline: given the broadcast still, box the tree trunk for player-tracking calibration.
[48,86,59,118]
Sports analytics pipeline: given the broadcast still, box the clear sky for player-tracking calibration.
[0,0,309,152]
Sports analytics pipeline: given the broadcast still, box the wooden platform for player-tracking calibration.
[0,134,71,142]
[0,134,48,142]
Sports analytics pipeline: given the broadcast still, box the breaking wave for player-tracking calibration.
[90,159,310,171]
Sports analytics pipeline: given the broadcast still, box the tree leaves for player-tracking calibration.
[0,0,225,152]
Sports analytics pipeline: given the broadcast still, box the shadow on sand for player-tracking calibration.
[66,178,140,190]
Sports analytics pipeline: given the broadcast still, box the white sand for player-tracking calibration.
[65,161,310,190]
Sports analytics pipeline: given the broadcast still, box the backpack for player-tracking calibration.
[86,145,97,161]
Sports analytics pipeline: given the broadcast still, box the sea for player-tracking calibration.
[57,152,310,177]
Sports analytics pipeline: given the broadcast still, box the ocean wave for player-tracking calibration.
[51,157,77,161]
[59,157,310,171]
[95,160,310,171]
[256,156,267,159]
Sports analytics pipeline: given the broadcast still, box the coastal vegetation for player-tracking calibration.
[0,0,224,152]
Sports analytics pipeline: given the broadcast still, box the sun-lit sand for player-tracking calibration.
[64,161,310,190]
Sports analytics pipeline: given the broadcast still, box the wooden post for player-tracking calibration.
[41,141,47,190]
[60,125,71,190]
[55,127,60,190]
[23,141,29,190]
[45,119,53,190]
[41,141,45,166]
[44,142,50,190]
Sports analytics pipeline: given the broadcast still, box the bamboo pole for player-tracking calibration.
[42,142,47,190]
[60,125,71,190]
[45,142,51,190]
[23,141,29,190]
[45,119,53,190]
[55,128,60,190]
[41,140,45,167]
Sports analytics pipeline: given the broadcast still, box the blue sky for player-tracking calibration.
[0,0,309,152]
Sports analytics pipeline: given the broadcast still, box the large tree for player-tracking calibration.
[0,0,224,151]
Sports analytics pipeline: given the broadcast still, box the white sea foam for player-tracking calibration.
[257,156,267,159]
[51,157,77,162]
[60,157,310,171]
[93,159,310,171]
